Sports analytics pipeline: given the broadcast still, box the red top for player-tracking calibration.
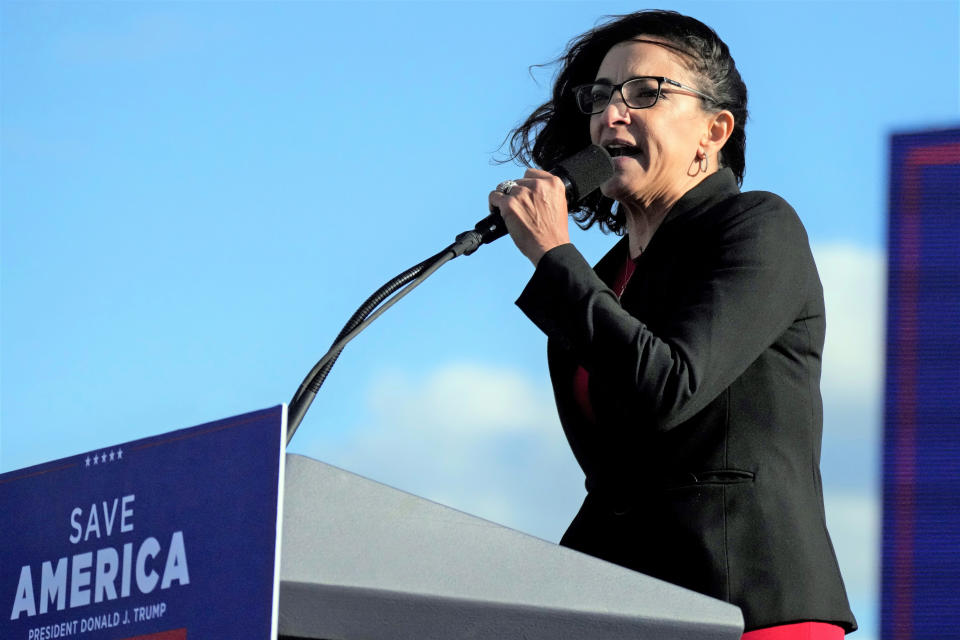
[572,254,635,423]
[741,622,845,639]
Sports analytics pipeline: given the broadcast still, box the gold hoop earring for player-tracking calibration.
[699,152,709,173]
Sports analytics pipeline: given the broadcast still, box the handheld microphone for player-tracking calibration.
[474,144,614,246]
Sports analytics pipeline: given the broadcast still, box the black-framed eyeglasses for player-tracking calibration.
[573,76,716,115]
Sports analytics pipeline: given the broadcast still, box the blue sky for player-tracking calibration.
[2,1,958,637]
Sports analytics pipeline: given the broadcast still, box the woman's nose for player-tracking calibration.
[599,94,631,125]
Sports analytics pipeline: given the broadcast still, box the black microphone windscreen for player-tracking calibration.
[552,144,614,205]
[469,144,614,249]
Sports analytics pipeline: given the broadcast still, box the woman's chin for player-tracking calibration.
[601,160,647,198]
[600,176,637,202]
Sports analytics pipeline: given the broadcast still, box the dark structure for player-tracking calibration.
[883,127,960,638]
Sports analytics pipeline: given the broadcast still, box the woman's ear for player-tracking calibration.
[703,109,735,156]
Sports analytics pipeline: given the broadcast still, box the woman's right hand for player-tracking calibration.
[488,168,571,267]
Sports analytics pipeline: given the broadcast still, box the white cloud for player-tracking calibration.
[367,363,560,437]
[812,242,885,485]
[812,245,882,636]
[824,491,880,599]
[812,243,885,403]
[824,490,881,638]
[326,362,585,541]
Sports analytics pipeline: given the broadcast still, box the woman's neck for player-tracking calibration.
[620,169,715,258]
[622,201,670,259]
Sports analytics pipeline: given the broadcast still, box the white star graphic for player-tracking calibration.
[109,451,115,462]
[117,449,124,460]
[100,453,107,464]
[85,456,91,467]
[93,455,99,465]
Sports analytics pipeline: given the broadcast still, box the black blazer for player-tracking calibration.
[516,169,857,632]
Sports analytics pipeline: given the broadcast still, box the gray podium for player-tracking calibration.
[278,454,744,639]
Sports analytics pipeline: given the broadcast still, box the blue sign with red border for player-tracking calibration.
[883,127,960,639]
[1,405,285,640]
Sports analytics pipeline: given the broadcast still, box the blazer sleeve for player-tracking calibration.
[516,192,820,432]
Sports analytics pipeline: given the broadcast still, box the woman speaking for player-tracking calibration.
[488,10,857,638]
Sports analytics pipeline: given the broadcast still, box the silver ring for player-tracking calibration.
[496,179,518,195]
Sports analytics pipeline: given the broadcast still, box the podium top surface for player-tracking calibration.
[279,453,743,640]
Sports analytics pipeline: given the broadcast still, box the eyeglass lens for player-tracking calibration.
[577,78,662,114]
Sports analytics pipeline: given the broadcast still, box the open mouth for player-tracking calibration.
[605,144,642,158]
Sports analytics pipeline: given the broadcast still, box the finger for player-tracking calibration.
[488,188,514,214]
[523,167,554,180]
[488,190,502,212]
[514,172,565,199]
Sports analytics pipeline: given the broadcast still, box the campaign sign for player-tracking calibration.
[1,405,286,640]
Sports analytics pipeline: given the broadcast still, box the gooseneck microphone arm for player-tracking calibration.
[286,235,478,444]
[285,144,613,445]
[285,215,512,444]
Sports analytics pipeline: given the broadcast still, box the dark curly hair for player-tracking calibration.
[505,10,748,234]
